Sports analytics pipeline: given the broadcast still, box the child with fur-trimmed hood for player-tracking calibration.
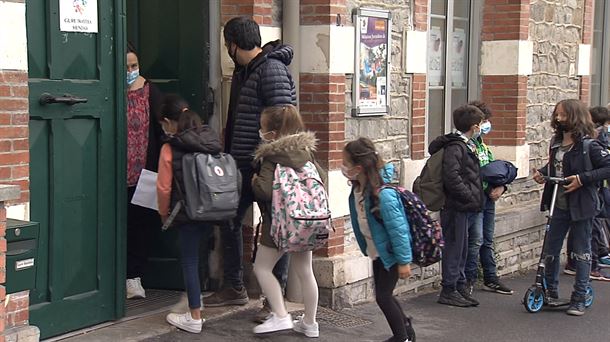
[250,105,324,338]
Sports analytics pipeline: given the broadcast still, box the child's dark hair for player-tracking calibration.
[344,137,385,215]
[223,16,261,50]
[260,105,304,136]
[468,100,492,120]
[453,105,485,132]
[160,94,202,132]
[589,106,609,127]
[551,99,596,140]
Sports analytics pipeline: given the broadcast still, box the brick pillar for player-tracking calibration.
[0,70,30,203]
[480,0,530,157]
[300,0,348,257]
[221,0,273,25]
[0,185,21,342]
[410,0,428,160]
[580,0,594,104]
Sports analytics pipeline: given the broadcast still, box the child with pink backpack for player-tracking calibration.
[251,105,328,337]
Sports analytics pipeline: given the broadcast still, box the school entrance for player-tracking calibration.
[26,0,210,338]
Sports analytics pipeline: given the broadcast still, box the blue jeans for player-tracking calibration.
[544,208,592,300]
[465,195,498,283]
[441,209,479,290]
[178,222,210,309]
[222,169,289,291]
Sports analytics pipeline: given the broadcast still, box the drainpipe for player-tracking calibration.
[283,0,300,108]
[208,0,222,133]
[282,0,304,303]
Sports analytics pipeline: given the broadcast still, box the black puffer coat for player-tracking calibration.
[429,133,484,212]
[224,40,297,171]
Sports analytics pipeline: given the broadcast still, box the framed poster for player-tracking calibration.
[352,8,391,117]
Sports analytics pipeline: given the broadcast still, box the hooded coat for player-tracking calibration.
[429,133,484,212]
[157,125,222,225]
[348,164,413,270]
[225,40,298,172]
[251,131,325,248]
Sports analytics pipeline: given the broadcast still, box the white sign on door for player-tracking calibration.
[60,0,98,33]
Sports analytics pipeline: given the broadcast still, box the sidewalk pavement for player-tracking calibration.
[56,271,610,342]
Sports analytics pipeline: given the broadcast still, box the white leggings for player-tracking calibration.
[253,245,318,324]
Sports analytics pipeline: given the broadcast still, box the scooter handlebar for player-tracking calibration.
[542,176,567,184]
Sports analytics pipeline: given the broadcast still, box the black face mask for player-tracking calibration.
[229,44,238,65]
[556,121,569,132]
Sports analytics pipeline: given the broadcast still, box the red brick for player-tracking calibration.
[0,151,28,165]
[0,167,10,179]
[11,165,28,179]
[0,99,28,112]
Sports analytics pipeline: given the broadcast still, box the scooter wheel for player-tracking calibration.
[585,285,594,308]
[524,286,544,313]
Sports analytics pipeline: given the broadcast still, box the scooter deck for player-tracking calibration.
[546,298,570,307]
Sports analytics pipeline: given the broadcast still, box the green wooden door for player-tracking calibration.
[26,0,124,338]
[126,0,210,290]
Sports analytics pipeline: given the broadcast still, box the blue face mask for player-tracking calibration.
[127,69,139,86]
[480,121,492,135]
[607,125,610,134]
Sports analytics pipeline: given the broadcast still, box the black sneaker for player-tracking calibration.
[483,280,514,295]
[566,301,585,316]
[457,287,480,306]
[202,286,249,307]
[437,290,472,307]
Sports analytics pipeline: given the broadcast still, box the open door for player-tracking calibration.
[126,0,210,290]
[26,0,124,338]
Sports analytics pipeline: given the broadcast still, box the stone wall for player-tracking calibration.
[344,0,413,171]
[526,0,584,175]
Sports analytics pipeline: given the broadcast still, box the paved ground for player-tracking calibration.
[144,271,610,342]
[58,271,610,342]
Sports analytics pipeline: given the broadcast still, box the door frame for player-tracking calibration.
[114,0,127,319]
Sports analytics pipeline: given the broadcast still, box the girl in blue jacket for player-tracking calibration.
[343,137,415,342]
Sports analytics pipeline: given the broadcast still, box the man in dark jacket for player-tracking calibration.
[203,16,297,308]
[430,105,485,307]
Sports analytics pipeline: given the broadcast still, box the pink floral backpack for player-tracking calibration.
[270,161,332,252]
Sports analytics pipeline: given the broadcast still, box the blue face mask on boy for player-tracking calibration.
[480,121,492,135]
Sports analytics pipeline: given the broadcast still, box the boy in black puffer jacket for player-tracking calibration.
[430,105,485,308]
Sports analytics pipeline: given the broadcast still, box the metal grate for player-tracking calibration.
[292,306,372,328]
[126,289,183,318]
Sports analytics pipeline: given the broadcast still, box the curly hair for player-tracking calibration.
[551,99,596,140]
[468,100,492,120]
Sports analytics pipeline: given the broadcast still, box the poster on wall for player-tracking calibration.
[60,0,98,33]
[451,29,466,87]
[352,8,391,116]
[428,26,443,86]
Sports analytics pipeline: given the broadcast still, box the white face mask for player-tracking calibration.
[341,165,359,180]
[259,129,274,143]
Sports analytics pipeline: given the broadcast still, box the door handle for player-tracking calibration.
[39,93,88,106]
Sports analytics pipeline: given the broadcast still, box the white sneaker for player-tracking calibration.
[166,312,204,334]
[126,277,145,299]
[253,313,293,334]
[292,314,319,338]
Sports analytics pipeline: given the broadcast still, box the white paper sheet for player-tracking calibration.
[131,169,158,211]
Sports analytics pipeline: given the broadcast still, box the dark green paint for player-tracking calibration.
[26,0,122,338]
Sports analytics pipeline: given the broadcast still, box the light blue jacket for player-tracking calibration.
[348,164,413,270]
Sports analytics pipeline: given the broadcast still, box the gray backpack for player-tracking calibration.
[180,152,241,222]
